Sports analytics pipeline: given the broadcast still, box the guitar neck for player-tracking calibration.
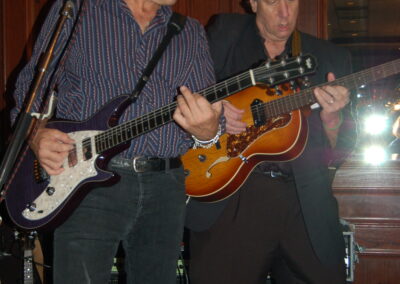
[94,71,256,153]
[262,58,400,118]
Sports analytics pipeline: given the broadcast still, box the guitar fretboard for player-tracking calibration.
[255,58,400,119]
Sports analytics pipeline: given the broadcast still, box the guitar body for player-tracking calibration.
[5,95,131,230]
[182,86,309,202]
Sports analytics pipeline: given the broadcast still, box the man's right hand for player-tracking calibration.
[30,128,75,176]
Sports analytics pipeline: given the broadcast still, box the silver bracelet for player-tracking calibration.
[192,124,222,149]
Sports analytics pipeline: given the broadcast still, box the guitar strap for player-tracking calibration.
[129,12,187,102]
[291,29,302,56]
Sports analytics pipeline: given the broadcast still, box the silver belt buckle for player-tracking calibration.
[132,156,145,173]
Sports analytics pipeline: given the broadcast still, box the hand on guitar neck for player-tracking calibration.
[174,86,222,141]
[313,72,351,148]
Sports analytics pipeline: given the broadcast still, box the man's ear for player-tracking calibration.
[249,0,258,13]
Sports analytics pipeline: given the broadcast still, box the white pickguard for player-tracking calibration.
[22,130,102,221]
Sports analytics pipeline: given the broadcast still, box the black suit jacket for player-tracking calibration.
[185,14,356,267]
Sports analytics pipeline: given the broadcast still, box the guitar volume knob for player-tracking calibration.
[198,155,206,162]
[46,187,55,196]
[27,203,36,212]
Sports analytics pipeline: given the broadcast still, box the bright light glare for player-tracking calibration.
[363,145,387,165]
[364,115,388,135]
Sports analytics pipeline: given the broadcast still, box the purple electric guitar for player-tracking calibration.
[4,54,316,230]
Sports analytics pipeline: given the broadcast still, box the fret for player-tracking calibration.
[162,111,171,124]
[95,139,100,153]
[240,77,253,90]
[149,113,156,129]
[214,87,227,102]
[228,80,240,94]
[116,131,122,145]
[121,126,127,142]
[136,122,143,136]
[130,125,138,138]
[211,84,218,102]
[142,119,150,132]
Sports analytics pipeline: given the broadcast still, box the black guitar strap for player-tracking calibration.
[129,12,187,102]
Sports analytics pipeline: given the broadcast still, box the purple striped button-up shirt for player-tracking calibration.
[12,0,215,158]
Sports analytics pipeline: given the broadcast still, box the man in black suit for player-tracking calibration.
[185,0,356,283]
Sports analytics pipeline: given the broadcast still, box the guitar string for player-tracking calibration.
[93,65,306,152]
[77,59,399,158]
[251,59,400,119]
[73,57,313,155]
[94,61,305,145]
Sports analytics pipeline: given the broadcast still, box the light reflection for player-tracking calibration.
[363,145,387,165]
[364,114,388,135]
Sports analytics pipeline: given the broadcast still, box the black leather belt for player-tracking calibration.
[109,156,182,173]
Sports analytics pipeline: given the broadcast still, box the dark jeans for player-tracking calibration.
[53,164,186,283]
[189,171,346,284]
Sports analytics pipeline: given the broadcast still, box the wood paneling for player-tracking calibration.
[298,0,328,39]
[0,0,324,109]
[333,160,400,284]
[174,0,245,26]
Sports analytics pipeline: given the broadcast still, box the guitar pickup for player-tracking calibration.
[251,99,265,127]
[68,144,78,167]
[82,138,93,161]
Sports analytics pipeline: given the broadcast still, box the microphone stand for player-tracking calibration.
[0,1,74,202]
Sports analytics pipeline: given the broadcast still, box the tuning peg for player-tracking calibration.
[290,80,297,90]
[302,77,311,88]
[265,59,272,68]
[274,85,282,95]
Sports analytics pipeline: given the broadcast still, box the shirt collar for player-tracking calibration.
[94,0,172,23]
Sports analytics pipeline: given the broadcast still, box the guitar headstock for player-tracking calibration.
[253,54,317,87]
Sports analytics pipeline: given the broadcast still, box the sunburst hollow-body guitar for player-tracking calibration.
[183,58,400,202]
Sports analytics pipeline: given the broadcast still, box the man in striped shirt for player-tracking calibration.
[11,0,221,283]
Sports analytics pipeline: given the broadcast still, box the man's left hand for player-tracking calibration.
[314,72,350,127]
